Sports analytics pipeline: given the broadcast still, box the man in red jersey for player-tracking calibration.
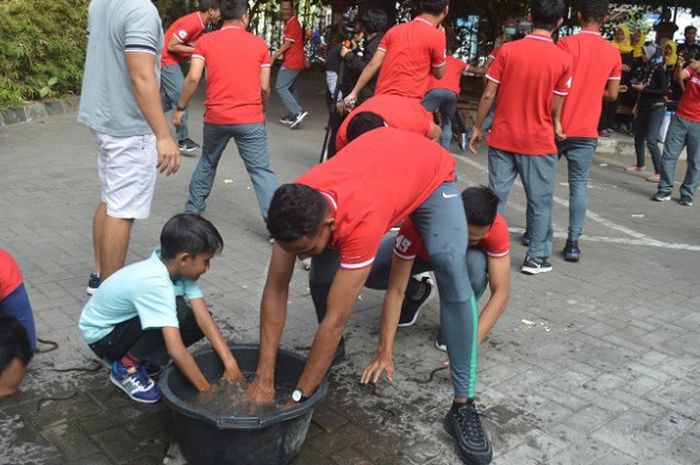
[469,0,571,276]
[160,0,221,153]
[173,0,278,224]
[335,93,440,151]
[556,0,621,262]
[248,126,493,465]
[343,0,449,106]
[653,53,700,206]
[271,0,308,129]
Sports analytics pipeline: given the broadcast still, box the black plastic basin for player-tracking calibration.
[159,344,328,465]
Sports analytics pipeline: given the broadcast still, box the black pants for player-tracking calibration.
[89,297,205,365]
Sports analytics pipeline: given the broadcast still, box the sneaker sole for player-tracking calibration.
[434,339,447,352]
[109,373,160,404]
[289,111,309,129]
[653,196,671,202]
[86,286,98,296]
[521,264,553,275]
[179,147,199,154]
[443,415,493,465]
[397,282,436,328]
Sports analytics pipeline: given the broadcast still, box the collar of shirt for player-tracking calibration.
[414,17,435,28]
[196,11,205,29]
[526,33,554,43]
[221,25,242,32]
[579,29,601,36]
[285,15,297,25]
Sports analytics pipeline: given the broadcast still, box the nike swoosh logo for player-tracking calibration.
[442,192,459,199]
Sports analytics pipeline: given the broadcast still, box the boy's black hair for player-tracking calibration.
[685,25,697,33]
[360,8,388,34]
[531,0,565,30]
[267,184,329,242]
[198,0,220,12]
[462,186,499,226]
[160,213,224,260]
[579,0,609,24]
[346,111,386,142]
[0,313,32,373]
[220,0,246,20]
[420,0,449,15]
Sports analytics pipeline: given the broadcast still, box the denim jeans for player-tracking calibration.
[423,88,458,150]
[658,114,700,201]
[186,123,278,220]
[161,64,188,141]
[488,148,557,260]
[275,66,302,115]
[634,103,665,172]
[557,137,598,241]
[309,182,478,399]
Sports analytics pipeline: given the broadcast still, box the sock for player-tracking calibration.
[119,353,141,368]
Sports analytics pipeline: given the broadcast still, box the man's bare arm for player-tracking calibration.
[477,255,510,343]
[468,80,498,153]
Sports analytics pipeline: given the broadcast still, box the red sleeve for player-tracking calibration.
[554,55,573,96]
[338,221,383,270]
[485,47,505,84]
[393,220,423,260]
[172,16,201,44]
[0,249,23,300]
[481,215,510,258]
[260,38,272,67]
[377,28,391,53]
[192,38,205,61]
[419,106,435,137]
[430,29,447,67]
[284,19,301,42]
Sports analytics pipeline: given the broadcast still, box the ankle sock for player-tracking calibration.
[120,353,140,368]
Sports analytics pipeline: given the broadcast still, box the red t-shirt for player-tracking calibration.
[295,127,455,270]
[558,31,622,138]
[0,248,23,301]
[428,55,466,95]
[394,213,510,262]
[335,94,435,150]
[486,34,572,155]
[676,68,700,124]
[375,17,447,100]
[192,26,271,125]
[281,16,305,70]
[161,12,206,66]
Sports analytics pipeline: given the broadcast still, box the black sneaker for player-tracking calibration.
[652,192,671,202]
[279,114,295,125]
[562,238,580,263]
[521,256,552,275]
[680,198,693,207]
[434,332,447,352]
[86,272,101,295]
[289,110,309,129]
[398,277,436,327]
[520,232,530,247]
[178,138,200,153]
[444,401,493,465]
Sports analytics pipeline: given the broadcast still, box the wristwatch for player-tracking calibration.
[176,103,187,112]
[291,388,309,403]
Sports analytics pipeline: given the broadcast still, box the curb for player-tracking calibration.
[597,133,687,161]
[1,96,80,128]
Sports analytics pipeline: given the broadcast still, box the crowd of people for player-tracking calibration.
[1,0,699,464]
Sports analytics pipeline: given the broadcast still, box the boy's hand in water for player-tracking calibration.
[222,366,244,382]
[246,377,275,404]
[360,353,394,385]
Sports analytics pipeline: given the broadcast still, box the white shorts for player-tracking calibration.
[92,130,157,220]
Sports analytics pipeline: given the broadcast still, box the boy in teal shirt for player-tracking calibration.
[79,213,242,403]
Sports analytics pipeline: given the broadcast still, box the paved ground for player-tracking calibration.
[1,72,700,465]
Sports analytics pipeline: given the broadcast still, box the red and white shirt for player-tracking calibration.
[161,12,206,66]
[486,34,572,155]
[558,30,622,138]
[375,17,447,100]
[295,127,455,270]
[428,55,466,96]
[192,25,271,125]
[335,94,434,150]
[0,248,23,301]
[281,15,305,70]
[676,68,700,124]
[394,213,510,262]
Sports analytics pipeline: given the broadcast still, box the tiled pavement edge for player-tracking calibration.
[1,73,699,465]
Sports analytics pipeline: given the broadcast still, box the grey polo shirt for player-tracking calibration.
[78,0,163,137]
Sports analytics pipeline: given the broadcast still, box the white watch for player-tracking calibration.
[292,388,307,403]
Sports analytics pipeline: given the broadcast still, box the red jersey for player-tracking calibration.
[558,30,622,138]
[486,34,572,155]
[0,248,23,301]
[428,55,466,95]
[161,12,206,66]
[394,213,510,262]
[281,16,305,70]
[192,25,271,125]
[295,127,455,270]
[335,94,434,150]
[375,17,447,100]
[676,68,700,124]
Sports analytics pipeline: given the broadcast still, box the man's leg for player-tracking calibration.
[561,138,597,262]
[364,237,400,291]
[231,123,279,221]
[100,217,134,280]
[466,248,488,299]
[161,64,189,142]
[438,92,458,150]
[488,148,519,215]
[517,154,557,269]
[275,66,302,116]
[656,116,686,198]
[679,118,700,203]
[645,105,666,174]
[422,89,442,113]
[185,124,232,214]
[92,202,107,275]
[632,107,651,169]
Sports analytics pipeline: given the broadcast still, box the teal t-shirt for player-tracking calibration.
[79,249,203,344]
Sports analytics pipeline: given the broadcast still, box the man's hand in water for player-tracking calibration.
[222,366,243,381]
[246,376,275,404]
